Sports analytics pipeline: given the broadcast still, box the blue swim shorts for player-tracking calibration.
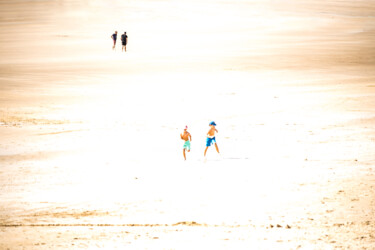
[206,137,216,147]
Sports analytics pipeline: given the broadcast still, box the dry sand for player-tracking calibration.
[1,0,375,249]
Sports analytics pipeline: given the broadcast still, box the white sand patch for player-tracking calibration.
[1,0,375,248]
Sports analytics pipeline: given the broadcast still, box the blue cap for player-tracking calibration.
[209,121,216,126]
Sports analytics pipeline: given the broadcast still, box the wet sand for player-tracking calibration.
[1,0,375,249]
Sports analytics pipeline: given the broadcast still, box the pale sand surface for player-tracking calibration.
[1,0,375,249]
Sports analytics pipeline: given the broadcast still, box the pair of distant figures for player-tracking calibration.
[111,31,128,52]
[180,121,220,161]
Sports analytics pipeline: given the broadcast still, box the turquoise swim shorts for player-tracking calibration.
[183,140,191,150]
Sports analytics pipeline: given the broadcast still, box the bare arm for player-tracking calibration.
[189,133,192,141]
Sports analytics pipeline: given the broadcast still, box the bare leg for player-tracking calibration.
[204,147,209,157]
[183,149,186,160]
[125,45,126,52]
[214,143,220,154]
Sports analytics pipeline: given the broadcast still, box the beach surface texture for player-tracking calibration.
[1,0,375,249]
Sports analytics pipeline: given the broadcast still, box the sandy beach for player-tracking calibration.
[1,0,375,249]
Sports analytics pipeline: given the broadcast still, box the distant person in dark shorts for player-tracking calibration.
[121,32,128,52]
[111,31,117,50]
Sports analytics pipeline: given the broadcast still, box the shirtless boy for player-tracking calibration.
[204,121,220,157]
[181,126,192,160]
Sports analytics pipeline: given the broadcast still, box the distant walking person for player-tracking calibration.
[204,121,220,157]
[121,32,128,52]
[111,31,117,50]
[180,126,192,161]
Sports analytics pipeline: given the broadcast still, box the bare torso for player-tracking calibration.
[181,131,191,141]
[207,126,217,137]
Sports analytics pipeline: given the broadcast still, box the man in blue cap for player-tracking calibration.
[204,121,220,157]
